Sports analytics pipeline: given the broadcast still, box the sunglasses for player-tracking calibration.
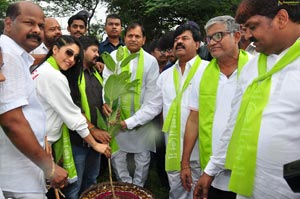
[65,49,80,61]
[206,31,232,44]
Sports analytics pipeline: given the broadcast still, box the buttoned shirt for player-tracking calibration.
[157,56,209,162]
[98,37,124,62]
[190,62,239,191]
[0,34,47,193]
[30,42,49,54]
[205,46,300,198]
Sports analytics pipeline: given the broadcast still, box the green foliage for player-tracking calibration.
[0,0,9,19]
[101,0,242,42]
[102,52,116,72]
[97,46,140,138]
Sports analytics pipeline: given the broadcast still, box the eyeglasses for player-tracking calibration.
[65,49,79,61]
[206,32,232,44]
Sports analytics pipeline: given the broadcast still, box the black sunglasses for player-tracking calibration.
[65,49,80,61]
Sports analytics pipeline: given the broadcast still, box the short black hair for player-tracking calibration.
[124,22,145,37]
[79,36,99,50]
[68,14,87,27]
[6,2,21,20]
[173,23,201,43]
[158,31,174,51]
[105,14,122,25]
[236,0,300,24]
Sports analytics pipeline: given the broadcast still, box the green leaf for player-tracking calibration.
[108,124,122,137]
[120,53,139,68]
[116,46,124,62]
[102,52,116,72]
[96,108,108,131]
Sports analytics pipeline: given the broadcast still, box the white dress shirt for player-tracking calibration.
[158,55,209,162]
[205,46,300,199]
[0,35,47,193]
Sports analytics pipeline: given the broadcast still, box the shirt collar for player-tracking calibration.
[0,35,35,67]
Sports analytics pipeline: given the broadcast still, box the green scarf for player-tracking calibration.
[225,40,300,196]
[162,56,202,171]
[47,56,78,183]
[120,47,144,120]
[198,50,249,169]
[78,67,103,120]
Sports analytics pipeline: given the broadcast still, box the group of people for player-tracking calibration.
[1,0,300,199]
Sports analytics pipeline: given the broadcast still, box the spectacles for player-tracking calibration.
[206,32,232,44]
[65,49,79,61]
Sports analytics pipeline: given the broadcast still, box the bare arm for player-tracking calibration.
[181,110,199,192]
[0,107,68,188]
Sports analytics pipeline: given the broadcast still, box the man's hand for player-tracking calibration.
[90,128,111,144]
[102,103,112,117]
[47,163,68,189]
[120,121,127,129]
[180,165,193,192]
[95,61,104,73]
[193,172,214,199]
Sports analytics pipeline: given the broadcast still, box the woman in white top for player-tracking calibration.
[32,35,111,157]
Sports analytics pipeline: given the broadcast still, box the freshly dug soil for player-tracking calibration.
[80,182,155,199]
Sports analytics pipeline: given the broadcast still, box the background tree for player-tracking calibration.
[101,0,242,42]
[35,0,102,35]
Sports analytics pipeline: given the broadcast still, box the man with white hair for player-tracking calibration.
[181,15,251,199]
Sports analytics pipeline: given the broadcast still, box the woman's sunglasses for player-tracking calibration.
[65,49,80,61]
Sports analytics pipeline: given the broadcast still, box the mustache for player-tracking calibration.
[175,43,185,49]
[27,34,42,42]
[249,37,257,43]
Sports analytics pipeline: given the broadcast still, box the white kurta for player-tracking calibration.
[32,61,89,143]
[205,45,300,199]
[103,49,162,153]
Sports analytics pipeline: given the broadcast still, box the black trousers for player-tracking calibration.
[208,186,236,199]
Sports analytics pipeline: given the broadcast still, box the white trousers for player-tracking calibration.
[111,150,151,187]
[167,160,201,199]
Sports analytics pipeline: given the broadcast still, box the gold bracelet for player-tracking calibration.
[181,166,191,170]
[46,161,56,180]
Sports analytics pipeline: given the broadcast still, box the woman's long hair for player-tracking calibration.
[37,35,83,107]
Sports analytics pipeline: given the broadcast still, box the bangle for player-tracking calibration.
[46,161,55,180]
[181,166,191,170]
[89,125,96,132]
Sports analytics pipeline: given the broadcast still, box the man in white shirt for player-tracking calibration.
[0,2,67,198]
[102,22,161,187]
[31,17,62,66]
[181,15,250,199]
[157,23,209,199]
[195,1,300,199]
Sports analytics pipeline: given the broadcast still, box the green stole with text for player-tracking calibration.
[162,56,202,171]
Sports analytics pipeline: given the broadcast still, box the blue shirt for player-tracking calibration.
[98,37,124,62]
